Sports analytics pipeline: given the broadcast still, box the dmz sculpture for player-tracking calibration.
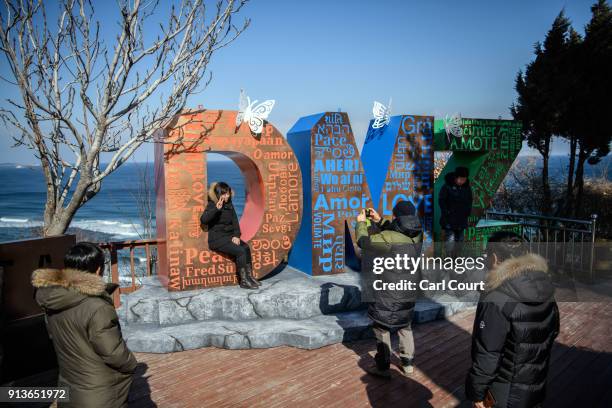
[154,108,520,291]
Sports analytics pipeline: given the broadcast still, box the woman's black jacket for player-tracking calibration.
[200,182,241,249]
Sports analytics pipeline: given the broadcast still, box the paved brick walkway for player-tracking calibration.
[129,302,612,407]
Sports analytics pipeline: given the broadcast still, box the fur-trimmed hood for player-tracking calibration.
[32,268,136,404]
[32,268,115,311]
[486,253,554,302]
[208,181,235,203]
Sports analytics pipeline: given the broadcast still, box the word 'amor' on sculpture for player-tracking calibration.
[287,112,434,276]
[433,117,523,242]
[154,109,303,291]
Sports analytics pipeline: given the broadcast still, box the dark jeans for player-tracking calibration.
[213,240,252,270]
[444,228,465,257]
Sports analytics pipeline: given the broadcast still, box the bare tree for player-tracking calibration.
[0,0,249,236]
[129,158,155,240]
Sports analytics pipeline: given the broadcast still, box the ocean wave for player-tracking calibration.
[0,216,32,223]
[71,220,143,239]
[0,217,43,227]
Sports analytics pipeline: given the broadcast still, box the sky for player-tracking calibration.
[0,0,596,164]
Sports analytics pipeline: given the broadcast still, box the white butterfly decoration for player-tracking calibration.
[371,98,392,129]
[235,89,275,134]
[444,113,463,141]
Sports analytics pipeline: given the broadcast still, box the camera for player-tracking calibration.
[365,208,371,218]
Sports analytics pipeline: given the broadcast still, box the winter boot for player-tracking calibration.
[238,267,257,289]
[245,264,261,287]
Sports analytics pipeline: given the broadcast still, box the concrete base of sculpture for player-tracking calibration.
[119,266,477,353]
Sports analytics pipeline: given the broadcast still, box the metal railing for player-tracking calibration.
[99,239,160,307]
[485,210,598,280]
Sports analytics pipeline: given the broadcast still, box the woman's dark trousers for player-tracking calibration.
[214,240,252,270]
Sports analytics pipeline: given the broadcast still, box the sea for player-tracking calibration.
[0,157,245,243]
[0,154,610,244]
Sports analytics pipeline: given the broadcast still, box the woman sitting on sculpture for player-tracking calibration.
[200,181,260,289]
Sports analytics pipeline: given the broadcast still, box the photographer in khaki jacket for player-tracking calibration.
[355,201,423,378]
[32,242,137,408]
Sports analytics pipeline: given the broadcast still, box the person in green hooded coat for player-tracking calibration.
[32,242,137,408]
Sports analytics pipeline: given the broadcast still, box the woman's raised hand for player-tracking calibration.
[216,192,231,209]
[216,194,226,209]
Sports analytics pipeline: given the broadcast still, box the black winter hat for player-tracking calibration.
[455,166,469,178]
[392,200,416,217]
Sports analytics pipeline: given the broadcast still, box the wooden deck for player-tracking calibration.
[129,302,612,408]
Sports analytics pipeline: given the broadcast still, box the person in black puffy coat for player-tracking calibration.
[439,166,472,256]
[200,181,259,289]
[465,231,560,408]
